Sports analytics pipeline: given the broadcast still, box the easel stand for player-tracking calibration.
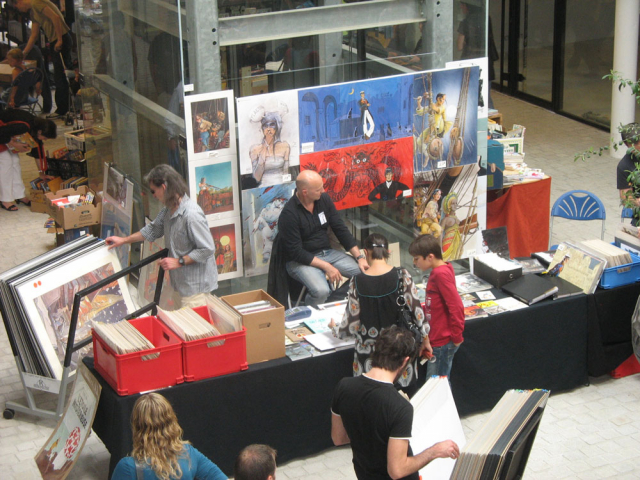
[3,248,169,420]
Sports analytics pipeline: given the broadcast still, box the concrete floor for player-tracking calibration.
[1,92,639,479]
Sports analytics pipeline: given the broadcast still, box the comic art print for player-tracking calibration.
[237,90,300,186]
[208,217,243,281]
[300,137,414,211]
[100,199,132,268]
[298,74,414,154]
[184,90,236,159]
[413,66,479,173]
[241,182,296,277]
[188,156,239,221]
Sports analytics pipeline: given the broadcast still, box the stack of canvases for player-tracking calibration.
[0,236,135,381]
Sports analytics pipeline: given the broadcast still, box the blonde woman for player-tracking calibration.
[111,393,227,480]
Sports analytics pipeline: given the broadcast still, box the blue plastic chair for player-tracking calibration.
[622,207,634,222]
[549,190,606,247]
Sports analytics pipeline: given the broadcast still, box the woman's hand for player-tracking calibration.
[419,336,433,358]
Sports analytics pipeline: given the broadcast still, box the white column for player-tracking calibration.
[611,0,640,158]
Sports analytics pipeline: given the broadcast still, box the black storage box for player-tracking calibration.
[473,257,522,289]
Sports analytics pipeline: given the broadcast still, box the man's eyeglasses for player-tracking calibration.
[150,189,156,194]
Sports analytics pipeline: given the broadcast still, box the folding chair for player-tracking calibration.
[549,190,606,248]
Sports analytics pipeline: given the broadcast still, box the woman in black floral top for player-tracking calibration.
[332,234,429,391]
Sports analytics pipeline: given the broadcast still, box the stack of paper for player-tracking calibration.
[205,294,242,334]
[93,320,156,356]
[157,307,219,341]
[578,239,632,267]
[304,331,355,351]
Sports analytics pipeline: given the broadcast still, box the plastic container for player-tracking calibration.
[610,355,640,379]
[92,316,184,396]
[180,306,248,382]
[599,250,640,289]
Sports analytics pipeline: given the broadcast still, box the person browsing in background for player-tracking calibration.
[111,393,227,480]
[234,444,277,480]
[277,169,369,307]
[105,164,217,308]
[616,122,640,227]
[331,326,460,480]
[330,233,429,395]
[409,234,464,379]
[1,48,37,109]
[15,0,73,119]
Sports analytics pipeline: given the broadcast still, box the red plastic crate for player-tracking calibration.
[179,306,248,382]
[92,316,184,396]
[610,354,640,379]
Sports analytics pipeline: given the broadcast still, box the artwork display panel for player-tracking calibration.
[138,232,177,311]
[16,246,135,379]
[241,182,296,277]
[298,74,414,154]
[237,90,300,187]
[446,58,489,119]
[300,137,414,211]
[208,217,243,281]
[100,200,132,268]
[102,163,134,213]
[546,242,606,294]
[188,156,239,221]
[413,163,486,261]
[413,66,479,173]
[184,90,236,159]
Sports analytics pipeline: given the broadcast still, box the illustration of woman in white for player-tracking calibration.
[249,105,290,186]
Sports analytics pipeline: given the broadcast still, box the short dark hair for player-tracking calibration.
[408,234,443,260]
[621,123,640,146]
[234,444,277,480]
[370,326,420,371]
[143,164,188,211]
[364,233,389,260]
[33,117,57,139]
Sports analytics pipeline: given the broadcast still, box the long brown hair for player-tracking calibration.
[144,164,188,211]
[131,393,190,480]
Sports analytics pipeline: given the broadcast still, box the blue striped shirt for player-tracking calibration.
[140,195,217,296]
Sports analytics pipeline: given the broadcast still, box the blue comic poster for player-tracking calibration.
[298,74,414,154]
[413,66,479,173]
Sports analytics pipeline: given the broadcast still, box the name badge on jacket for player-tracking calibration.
[318,212,327,225]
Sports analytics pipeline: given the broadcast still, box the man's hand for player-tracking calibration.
[55,40,63,52]
[324,263,342,285]
[429,440,460,461]
[105,236,126,250]
[357,257,369,273]
[419,337,432,357]
[159,257,181,271]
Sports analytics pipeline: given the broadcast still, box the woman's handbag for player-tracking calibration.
[395,269,423,347]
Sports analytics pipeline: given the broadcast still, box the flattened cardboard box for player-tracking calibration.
[222,289,285,364]
[45,185,102,229]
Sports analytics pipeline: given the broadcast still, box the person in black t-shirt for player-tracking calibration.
[278,170,369,306]
[331,326,459,480]
[616,123,640,226]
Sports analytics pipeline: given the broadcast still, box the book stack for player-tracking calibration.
[578,239,632,267]
[60,177,88,189]
[93,320,157,357]
[205,294,242,334]
[157,307,220,341]
[50,191,95,208]
[502,275,557,305]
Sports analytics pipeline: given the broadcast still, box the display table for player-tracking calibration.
[487,177,551,257]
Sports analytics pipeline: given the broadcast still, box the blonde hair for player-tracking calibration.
[131,393,190,480]
[7,48,24,63]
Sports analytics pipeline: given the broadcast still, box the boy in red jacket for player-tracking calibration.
[409,234,464,378]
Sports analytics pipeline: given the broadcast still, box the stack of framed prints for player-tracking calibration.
[184,91,243,281]
[100,164,134,269]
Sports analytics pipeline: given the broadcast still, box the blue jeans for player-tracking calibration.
[426,341,460,379]
[286,249,361,307]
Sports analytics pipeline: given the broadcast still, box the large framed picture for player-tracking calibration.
[188,156,239,221]
[208,217,243,281]
[184,90,236,159]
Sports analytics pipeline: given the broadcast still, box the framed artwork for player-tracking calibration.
[100,199,132,268]
[297,74,414,155]
[208,217,243,281]
[447,58,489,119]
[102,163,134,213]
[138,231,177,311]
[300,137,413,210]
[413,66,479,173]
[237,90,300,186]
[16,246,135,379]
[184,90,236,159]
[546,242,607,294]
[241,182,296,277]
[188,156,239,221]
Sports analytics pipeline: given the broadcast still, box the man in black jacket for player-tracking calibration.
[368,167,410,202]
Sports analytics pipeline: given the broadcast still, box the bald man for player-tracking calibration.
[278,170,368,307]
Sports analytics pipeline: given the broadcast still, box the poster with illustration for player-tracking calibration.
[242,182,296,277]
[237,90,300,187]
[100,199,132,268]
[184,90,236,159]
[298,74,414,154]
[102,163,134,213]
[413,66,479,173]
[208,217,243,281]
[446,58,489,119]
[413,163,486,261]
[138,231,177,311]
[35,363,101,480]
[300,137,413,210]
[188,156,239,221]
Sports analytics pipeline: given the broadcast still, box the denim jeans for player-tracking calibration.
[286,249,361,307]
[426,340,460,379]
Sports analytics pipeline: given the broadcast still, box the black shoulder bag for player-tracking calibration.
[395,268,423,346]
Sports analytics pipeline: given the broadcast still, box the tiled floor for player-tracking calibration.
[1,93,640,479]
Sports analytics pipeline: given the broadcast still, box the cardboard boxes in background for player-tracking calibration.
[30,176,63,213]
[45,185,101,229]
[222,290,285,365]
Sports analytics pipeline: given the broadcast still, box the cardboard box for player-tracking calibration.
[45,185,102,229]
[222,290,285,365]
[64,126,111,153]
